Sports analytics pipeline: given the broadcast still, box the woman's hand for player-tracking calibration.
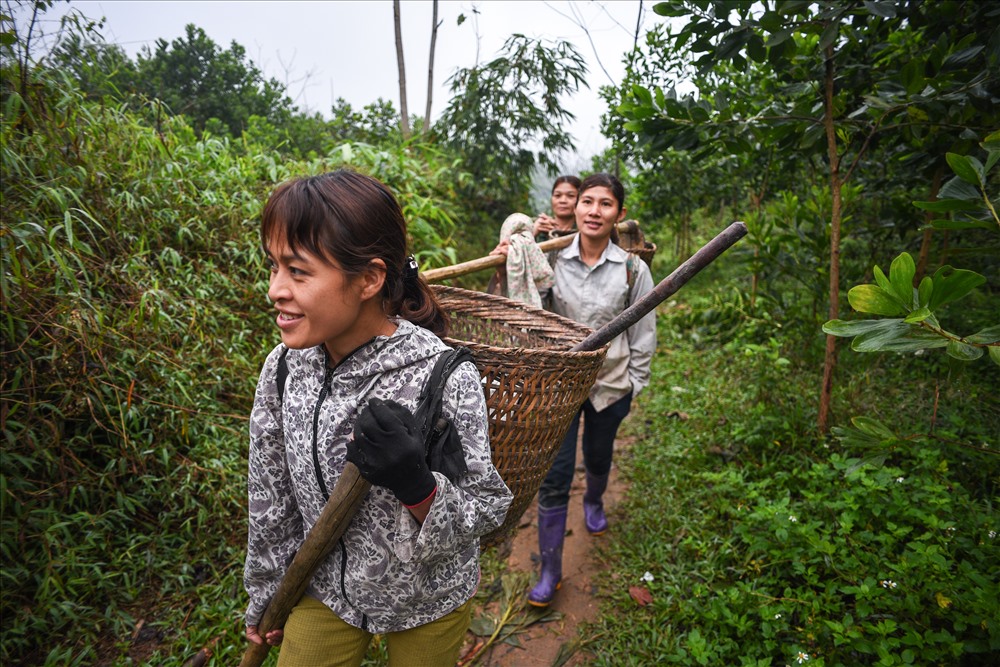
[246,625,283,646]
[533,213,556,237]
[490,239,511,278]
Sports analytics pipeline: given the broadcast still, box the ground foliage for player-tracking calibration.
[582,246,999,666]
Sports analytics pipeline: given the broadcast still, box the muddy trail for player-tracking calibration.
[458,434,635,667]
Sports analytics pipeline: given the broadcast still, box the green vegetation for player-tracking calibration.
[2,1,997,665]
[584,254,999,665]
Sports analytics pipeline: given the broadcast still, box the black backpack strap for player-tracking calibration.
[418,346,475,481]
[276,346,290,401]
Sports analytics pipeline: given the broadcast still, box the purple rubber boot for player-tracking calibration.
[583,470,609,535]
[527,504,567,607]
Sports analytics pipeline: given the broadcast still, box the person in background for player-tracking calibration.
[244,169,512,666]
[532,175,581,240]
[496,173,656,608]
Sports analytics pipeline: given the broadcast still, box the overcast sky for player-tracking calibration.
[39,0,664,170]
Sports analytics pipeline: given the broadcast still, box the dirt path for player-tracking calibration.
[462,434,633,667]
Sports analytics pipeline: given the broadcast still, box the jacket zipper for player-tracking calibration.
[311,365,334,501]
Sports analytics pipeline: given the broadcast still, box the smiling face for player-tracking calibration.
[575,185,626,243]
[550,181,579,223]
[265,235,390,361]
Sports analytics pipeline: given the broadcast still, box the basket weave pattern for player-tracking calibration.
[431,285,607,548]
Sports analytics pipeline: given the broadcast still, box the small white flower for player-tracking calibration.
[774,613,782,619]
[947,526,956,534]
[788,515,798,523]
[670,385,687,393]
[641,571,654,583]
[896,477,904,483]
[989,530,997,539]
[796,651,810,664]
[880,580,897,589]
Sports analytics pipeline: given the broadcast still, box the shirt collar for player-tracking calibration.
[562,235,628,265]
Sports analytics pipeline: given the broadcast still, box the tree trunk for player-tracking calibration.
[393,0,411,139]
[915,165,945,281]
[424,0,439,131]
[818,43,842,435]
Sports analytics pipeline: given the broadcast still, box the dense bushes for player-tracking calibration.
[0,63,467,664]
[587,281,999,666]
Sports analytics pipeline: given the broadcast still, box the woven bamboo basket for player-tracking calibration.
[431,285,608,549]
[618,219,657,268]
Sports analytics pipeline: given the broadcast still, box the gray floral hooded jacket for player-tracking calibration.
[244,319,512,633]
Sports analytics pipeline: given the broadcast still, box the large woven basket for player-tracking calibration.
[431,285,607,549]
[617,220,657,269]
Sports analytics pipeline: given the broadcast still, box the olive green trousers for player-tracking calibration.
[275,595,472,667]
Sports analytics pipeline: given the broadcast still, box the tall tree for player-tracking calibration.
[436,34,587,228]
[424,0,439,129]
[131,24,292,136]
[393,0,411,139]
[618,0,1000,433]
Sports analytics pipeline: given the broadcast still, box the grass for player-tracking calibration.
[576,293,1000,666]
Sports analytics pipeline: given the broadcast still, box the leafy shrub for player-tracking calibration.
[1,60,467,664]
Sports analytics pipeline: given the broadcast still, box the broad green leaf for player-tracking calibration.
[889,253,916,306]
[848,285,906,316]
[904,307,932,324]
[929,266,986,310]
[912,199,982,212]
[946,340,983,361]
[989,346,1000,367]
[946,153,983,186]
[985,149,999,174]
[823,318,903,337]
[873,265,891,292]
[851,416,896,440]
[917,277,932,308]
[939,176,980,201]
[652,2,689,17]
[966,325,1000,344]
[864,1,897,18]
[852,321,949,353]
[930,219,995,231]
[819,21,839,50]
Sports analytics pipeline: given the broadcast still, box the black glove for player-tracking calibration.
[347,398,437,506]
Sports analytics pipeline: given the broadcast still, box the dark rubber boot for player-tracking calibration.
[583,470,609,535]
[527,504,568,607]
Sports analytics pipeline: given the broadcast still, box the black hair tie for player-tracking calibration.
[404,255,419,284]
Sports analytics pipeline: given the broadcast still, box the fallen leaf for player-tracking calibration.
[629,585,653,606]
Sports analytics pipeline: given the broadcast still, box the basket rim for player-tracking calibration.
[430,284,608,358]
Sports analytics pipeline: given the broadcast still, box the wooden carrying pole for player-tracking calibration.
[238,464,371,667]
[573,221,748,352]
[234,221,747,667]
[421,220,641,283]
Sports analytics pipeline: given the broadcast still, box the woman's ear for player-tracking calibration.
[617,206,628,223]
[359,259,387,301]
